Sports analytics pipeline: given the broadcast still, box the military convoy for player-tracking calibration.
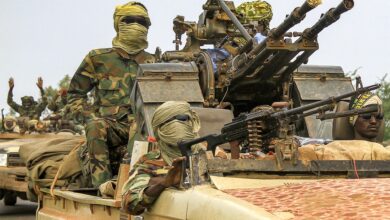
[0,109,83,206]
[6,0,389,219]
[0,132,80,206]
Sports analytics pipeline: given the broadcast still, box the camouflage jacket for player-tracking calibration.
[7,91,48,119]
[48,95,67,113]
[67,48,155,121]
[122,150,169,215]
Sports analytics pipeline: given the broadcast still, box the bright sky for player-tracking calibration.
[1,0,389,114]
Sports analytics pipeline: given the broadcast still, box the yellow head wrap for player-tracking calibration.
[112,2,150,54]
[151,101,201,165]
[349,92,383,126]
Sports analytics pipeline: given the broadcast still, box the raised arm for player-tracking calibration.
[36,77,48,113]
[7,77,21,112]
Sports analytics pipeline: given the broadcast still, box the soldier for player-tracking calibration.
[236,0,273,42]
[47,88,68,114]
[7,77,48,120]
[67,1,155,187]
[206,0,273,74]
[349,92,384,143]
[122,101,202,215]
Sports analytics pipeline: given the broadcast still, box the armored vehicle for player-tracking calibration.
[34,0,389,219]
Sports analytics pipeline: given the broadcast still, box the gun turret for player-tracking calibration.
[165,0,355,115]
[207,0,353,113]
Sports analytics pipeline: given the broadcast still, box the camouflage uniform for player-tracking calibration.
[7,92,48,120]
[122,150,168,215]
[67,48,154,187]
[121,101,201,215]
[48,94,67,114]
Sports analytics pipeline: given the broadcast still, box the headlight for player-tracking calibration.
[0,154,7,167]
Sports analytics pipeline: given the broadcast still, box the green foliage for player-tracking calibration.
[376,74,390,141]
[44,75,71,101]
[45,85,57,101]
[58,74,71,89]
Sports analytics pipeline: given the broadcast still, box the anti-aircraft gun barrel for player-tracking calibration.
[231,0,321,81]
[267,0,322,41]
[248,0,321,56]
[303,0,354,40]
[278,0,354,79]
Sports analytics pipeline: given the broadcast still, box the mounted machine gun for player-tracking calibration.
[164,0,354,113]
[179,84,380,168]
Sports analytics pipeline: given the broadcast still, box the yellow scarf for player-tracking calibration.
[112,2,150,54]
[112,23,148,55]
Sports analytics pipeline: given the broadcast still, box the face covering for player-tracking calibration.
[151,101,201,165]
[112,21,148,55]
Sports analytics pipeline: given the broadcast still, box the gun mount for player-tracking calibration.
[164,0,354,114]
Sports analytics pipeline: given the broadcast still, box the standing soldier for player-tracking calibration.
[67,1,155,187]
[7,77,48,120]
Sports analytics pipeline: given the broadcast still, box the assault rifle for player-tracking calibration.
[178,84,380,162]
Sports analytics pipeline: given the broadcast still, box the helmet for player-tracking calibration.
[236,0,273,28]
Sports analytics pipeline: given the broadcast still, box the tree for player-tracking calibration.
[45,85,58,101]
[58,74,71,89]
[44,75,71,101]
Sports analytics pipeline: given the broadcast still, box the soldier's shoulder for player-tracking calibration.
[88,48,115,57]
[135,51,156,64]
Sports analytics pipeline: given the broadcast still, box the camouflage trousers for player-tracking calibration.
[85,118,129,187]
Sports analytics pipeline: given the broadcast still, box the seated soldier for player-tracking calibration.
[122,101,202,215]
[7,77,48,120]
[206,0,273,75]
[349,91,384,143]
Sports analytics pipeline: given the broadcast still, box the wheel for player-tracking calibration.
[0,189,4,200]
[4,191,17,206]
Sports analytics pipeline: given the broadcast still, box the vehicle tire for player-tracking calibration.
[16,192,28,201]
[4,191,17,206]
[0,189,4,200]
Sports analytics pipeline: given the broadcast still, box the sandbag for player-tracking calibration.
[19,137,84,169]
[18,136,87,201]
[299,140,390,163]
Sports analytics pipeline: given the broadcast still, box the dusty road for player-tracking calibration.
[0,199,36,220]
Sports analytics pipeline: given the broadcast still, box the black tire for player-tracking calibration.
[0,189,4,200]
[4,191,17,206]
